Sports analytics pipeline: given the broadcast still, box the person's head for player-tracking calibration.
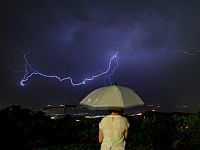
[108,108,124,115]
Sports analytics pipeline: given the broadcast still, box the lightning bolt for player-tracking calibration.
[165,48,200,56]
[20,51,119,86]
[183,49,200,56]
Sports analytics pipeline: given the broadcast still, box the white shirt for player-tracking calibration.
[99,115,130,150]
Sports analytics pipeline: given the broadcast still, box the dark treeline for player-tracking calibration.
[1,105,200,150]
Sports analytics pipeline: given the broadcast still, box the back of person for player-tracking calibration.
[99,115,130,150]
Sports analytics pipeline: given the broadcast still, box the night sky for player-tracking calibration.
[1,0,200,111]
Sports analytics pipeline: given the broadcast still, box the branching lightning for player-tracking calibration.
[183,49,200,56]
[168,48,200,56]
[20,51,119,86]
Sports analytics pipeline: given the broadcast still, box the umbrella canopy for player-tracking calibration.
[79,85,144,109]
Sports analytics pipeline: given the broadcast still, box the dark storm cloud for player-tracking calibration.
[1,0,200,110]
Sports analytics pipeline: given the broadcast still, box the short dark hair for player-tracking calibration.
[108,108,124,114]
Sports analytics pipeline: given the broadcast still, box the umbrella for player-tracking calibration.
[79,85,144,109]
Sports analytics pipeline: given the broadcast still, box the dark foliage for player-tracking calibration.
[1,106,200,150]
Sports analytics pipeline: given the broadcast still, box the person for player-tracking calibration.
[99,109,130,150]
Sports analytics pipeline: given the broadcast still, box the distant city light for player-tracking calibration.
[175,105,188,108]
[51,116,55,119]
[84,115,104,118]
[129,112,143,116]
[136,112,143,116]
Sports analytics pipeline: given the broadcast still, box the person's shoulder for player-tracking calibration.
[104,115,112,119]
[99,115,111,125]
[119,115,128,121]
[118,115,126,119]
[119,116,130,127]
[101,115,110,120]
